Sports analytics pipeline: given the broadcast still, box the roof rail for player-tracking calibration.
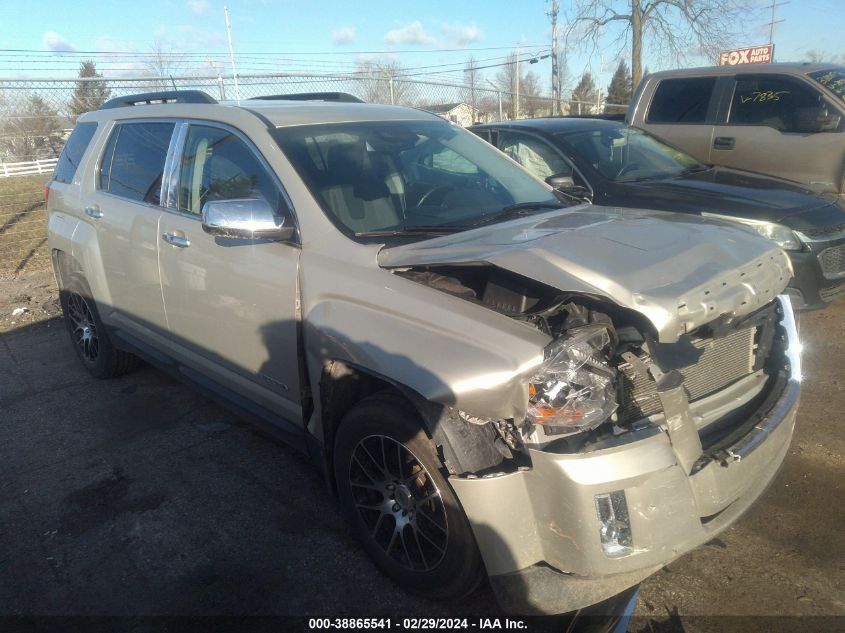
[99,90,218,110]
[249,92,364,103]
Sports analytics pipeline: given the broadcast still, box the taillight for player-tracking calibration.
[44,183,50,205]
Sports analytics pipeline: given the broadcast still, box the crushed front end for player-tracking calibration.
[448,294,800,615]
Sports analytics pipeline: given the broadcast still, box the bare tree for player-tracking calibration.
[521,71,547,117]
[570,0,758,89]
[495,52,520,118]
[463,56,481,110]
[0,95,64,162]
[806,50,845,64]
[354,60,418,106]
[143,40,190,89]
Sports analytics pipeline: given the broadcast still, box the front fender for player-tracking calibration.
[301,252,549,423]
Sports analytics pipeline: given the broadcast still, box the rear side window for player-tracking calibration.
[647,77,716,123]
[99,122,174,204]
[728,76,823,132]
[53,123,97,184]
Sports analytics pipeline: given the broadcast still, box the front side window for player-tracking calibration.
[497,131,572,180]
[178,125,281,215]
[646,77,716,124]
[728,76,826,132]
[53,122,97,184]
[99,122,174,204]
[273,120,558,236]
[557,126,704,182]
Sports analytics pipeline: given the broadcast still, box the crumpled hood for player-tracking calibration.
[378,206,792,343]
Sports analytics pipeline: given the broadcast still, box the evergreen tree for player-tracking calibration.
[604,60,633,114]
[570,71,598,115]
[69,61,111,120]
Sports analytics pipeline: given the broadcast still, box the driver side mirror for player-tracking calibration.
[545,173,590,199]
[794,105,842,133]
[201,198,295,241]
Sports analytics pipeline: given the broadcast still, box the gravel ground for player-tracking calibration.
[1,269,843,632]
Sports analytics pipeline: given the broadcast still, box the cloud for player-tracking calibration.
[384,21,434,46]
[42,31,76,53]
[187,0,211,15]
[331,25,356,45]
[441,22,483,47]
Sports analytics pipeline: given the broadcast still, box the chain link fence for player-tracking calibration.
[0,72,622,275]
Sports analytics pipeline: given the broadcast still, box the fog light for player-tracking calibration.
[595,491,632,557]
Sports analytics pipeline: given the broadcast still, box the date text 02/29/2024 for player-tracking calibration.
[307,618,529,630]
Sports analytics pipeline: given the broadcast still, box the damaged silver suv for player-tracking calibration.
[47,90,801,615]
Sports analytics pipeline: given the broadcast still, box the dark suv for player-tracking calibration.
[471,117,845,309]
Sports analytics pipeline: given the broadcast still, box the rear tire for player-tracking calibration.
[334,392,484,599]
[59,274,138,379]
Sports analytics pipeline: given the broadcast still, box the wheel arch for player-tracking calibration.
[317,359,509,494]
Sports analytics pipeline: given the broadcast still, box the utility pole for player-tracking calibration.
[224,5,241,104]
[549,0,560,116]
[765,0,788,57]
[514,43,520,120]
[486,80,503,121]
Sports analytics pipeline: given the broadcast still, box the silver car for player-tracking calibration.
[46,90,801,615]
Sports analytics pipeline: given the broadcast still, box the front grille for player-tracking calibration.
[818,244,845,278]
[820,283,845,302]
[618,327,758,420]
[800,222,845,238]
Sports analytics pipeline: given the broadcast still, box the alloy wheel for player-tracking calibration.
[348,434,448,572]
[66,292,99,363]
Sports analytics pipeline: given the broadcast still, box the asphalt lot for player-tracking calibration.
[1,270,843,632]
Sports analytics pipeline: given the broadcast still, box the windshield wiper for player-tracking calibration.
[678,165,712,176]
[467,201,566,228]
[354,226,465,237]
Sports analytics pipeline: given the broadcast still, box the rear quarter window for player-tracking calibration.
[646,77,716,124]
[98,122,174,205]
[53,123,97,184]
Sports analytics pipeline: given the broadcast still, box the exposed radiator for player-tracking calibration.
[618,326,758,421]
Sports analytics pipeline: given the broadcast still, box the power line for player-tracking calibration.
[0,44,549,57]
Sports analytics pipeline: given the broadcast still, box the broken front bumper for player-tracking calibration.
[450,297,800,616]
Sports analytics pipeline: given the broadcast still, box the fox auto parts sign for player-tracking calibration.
[719,44,774,66]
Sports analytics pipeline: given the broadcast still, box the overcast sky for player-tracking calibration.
[1,0,843,91]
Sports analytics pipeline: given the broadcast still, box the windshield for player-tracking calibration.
[809,68,845,103]
[556,126,705,183]
[272,120,559,236]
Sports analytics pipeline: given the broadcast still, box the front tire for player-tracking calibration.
[334,392,484,599]
[60,274,138,379]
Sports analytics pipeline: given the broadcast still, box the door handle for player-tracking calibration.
[162,232,190,248]
[84,205,103,218]
[713,136,736,150]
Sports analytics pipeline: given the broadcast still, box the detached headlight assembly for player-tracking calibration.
[702,213,802,251]
[527,325,618,436]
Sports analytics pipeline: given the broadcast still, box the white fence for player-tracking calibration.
[0,158,58,178]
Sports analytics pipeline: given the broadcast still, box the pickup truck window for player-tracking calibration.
[98,122,174,205]
[728,76,822,132]
[273,120,556,236]
[178,125,279,215]
[646,77,715,124]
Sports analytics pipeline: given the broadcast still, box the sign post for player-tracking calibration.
[718,44,774,66]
